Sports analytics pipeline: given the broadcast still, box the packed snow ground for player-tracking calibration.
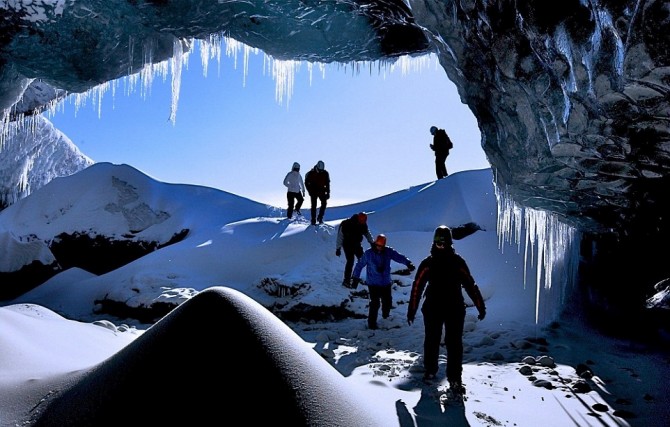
[1,164,668,426]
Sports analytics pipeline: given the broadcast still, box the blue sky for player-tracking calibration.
[50,46,488,208]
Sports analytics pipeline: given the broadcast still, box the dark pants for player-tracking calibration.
[435,154,448,179]
[343,245,364,282]
[286,192,304,218]
[367,285,392,328]
[422,305,465,383]
[309,194,328,224]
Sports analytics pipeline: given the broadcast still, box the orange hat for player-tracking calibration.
[357,212,367,224]
[374,234,387,247]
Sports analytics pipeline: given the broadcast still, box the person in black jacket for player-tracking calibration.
[336,212,375,287]
[407,225,486,393]
[429,126,453,179]
[304,160,330,225]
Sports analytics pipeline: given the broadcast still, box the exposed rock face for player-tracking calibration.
[1,1,669,328]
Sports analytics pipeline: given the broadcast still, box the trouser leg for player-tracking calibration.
[435,155,448,179]
[310,195,318,224]
[380,285,392,318]
[343,247,355,282]
[317,195,327,222]
[295,193,304,211]
[368,286,382,328]
[286,193,295,218]
[422,313,443,375]
[445,309,465,384]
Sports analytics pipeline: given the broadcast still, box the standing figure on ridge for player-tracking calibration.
[429,125,453,179]
[407,225,486,396]
[336,212,375,288]
[304,160,330,225]
[352,234,415,330]
[283,162,305,219]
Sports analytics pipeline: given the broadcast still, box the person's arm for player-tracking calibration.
[364,227,374,246]
[458,257,486,319]
[336,223,344,252]
[407,258,429,324]
[352,251,367,280]
[283,172,291,188]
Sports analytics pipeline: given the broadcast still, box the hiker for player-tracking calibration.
[429,125,453,179]
[407,225,486,394]
[283,162,305,219]
[304,160,330,225]
[352,234,415,330]
[336,212,374,288]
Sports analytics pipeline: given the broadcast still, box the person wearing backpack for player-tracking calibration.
[304,160,330,225]
[336,212,375,288]
[351,234,415,329]
[429,125,453,179]
[283,162,305,219]
[407,225,486,395]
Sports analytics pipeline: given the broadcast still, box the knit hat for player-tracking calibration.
[357,212,367,224]
[316,160,325,171]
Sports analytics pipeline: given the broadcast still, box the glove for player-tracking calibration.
[407,316,414,326]
[351,278,361,288]
[335,248,341,257]
[477,309,486,321]
[407,262,416,272]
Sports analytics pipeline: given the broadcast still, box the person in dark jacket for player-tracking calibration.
[429,125,453,179]
[407,225,486,393]
[352,234,415,330]
[304,160,330,225]
[336,212,375,288]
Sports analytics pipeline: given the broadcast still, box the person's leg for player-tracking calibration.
[444,308,466,385]
[317,194,327,223]
[295,193,304,213]
[286,193,295,218]
[436,155,447,179]
[422,312,442,376]
[343,246,355,283]
[381,285,392,318]
[367,286,381,329]
[310,195,318,224]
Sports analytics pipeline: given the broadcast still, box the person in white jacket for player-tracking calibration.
[283,162,305,219]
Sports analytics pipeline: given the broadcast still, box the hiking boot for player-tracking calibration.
[367,321,378,330]
[311,219,316,225]
[423,372,437,381]
[449,381,466,395]
[296,209,301,215]
[318,219,324,224]
[342,279,351,288]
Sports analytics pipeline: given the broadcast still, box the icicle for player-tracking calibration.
[494,174,580,324]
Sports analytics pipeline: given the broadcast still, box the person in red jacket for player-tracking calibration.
[407,225,486,395]
[304,160,330,225]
